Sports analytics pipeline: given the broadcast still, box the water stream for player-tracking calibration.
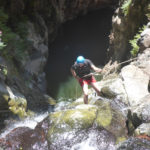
[0,112,49,138]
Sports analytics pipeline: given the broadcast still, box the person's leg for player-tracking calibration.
[90,82,101,96]
[82,83,89,104]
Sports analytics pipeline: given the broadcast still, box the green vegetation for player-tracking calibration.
[0,41,5,49]
[0,8,30,63]
[0,31,6,50]
[129,25,146,57]
[56,76,82,101]
[121,0,132,16]
[146,4,150,20]
[48,107,97,142]
[2,67,7,76]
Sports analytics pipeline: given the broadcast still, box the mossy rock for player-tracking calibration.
[66,101,84,109]
[48,106,97,141]
[96,101,112,127]
[0,82,27,118]
[95,100,127,138]
[116,136,127,145]
[101,86,117,99]
[8,97,27,118]
[44,94,56,106]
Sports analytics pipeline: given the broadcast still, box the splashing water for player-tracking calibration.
[0,112,49,138]
[71,134,98,150]
[70,132,115,150]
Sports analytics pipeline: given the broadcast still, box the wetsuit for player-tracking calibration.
[71,59,96,86]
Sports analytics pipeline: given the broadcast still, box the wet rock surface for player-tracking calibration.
[0,117,49,150]
[117,137,150,150]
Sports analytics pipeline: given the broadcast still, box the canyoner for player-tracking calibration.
[71,56,102,104]
[71,56,139,104]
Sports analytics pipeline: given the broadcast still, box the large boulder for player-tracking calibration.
[97,74,128,104]
[108,0,149,61]
[120,65,149,106]
[47,98,127,150]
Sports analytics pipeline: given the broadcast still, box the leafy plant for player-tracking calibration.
[129,25,146,57]
[2,67,7,76]
[0,40,6,50]
[0,8,30,63]
[121,0,132,16]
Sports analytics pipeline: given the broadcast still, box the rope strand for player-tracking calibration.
[83,57,139,78]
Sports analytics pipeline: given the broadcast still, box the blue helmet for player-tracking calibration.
[76,56,85,64]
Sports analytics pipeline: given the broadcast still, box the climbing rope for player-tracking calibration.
[83,57,139,79]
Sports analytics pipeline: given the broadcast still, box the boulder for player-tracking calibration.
[47,98,127,149]
[120,65,149,106]
[117,137,150,150]
[135,123,150,137]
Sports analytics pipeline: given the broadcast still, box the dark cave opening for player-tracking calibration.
[45,8,114,99]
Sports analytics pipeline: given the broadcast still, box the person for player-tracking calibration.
[71,56,102,104]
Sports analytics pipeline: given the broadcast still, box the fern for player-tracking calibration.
[0,8,30,62]
[129,25,146,57]
[121,0,132,16]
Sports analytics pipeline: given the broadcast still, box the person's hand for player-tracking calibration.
[96,68,102,73]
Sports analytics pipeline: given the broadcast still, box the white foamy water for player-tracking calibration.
[0,112,49,138]
[70,132,115,150]
[71,133,98,150]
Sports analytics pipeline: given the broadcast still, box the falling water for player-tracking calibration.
[0,112,49,138]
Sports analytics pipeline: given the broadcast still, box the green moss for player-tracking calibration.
[3,94,9,101]
[51,108,97,129]
[49,111,62,123]
[47,97,56,105]
[127,119,135,135]
[116,136,126,144]
[5,96,28,118]
[48,108,97,141]
[63,108,96,129]
[0,8,30,63]
[67,101,84,109]
[96,102,112,127]
[2,67,7,75]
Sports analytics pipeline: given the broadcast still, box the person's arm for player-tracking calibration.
[91,64,102,73]
[70,68,80,80]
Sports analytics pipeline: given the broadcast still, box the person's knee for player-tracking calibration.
[84,93,88,97]
[83,85,88,95]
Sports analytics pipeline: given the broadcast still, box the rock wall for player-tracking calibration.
[0,0,118,129]
[0,0,118,76]
[108,0,150,61]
